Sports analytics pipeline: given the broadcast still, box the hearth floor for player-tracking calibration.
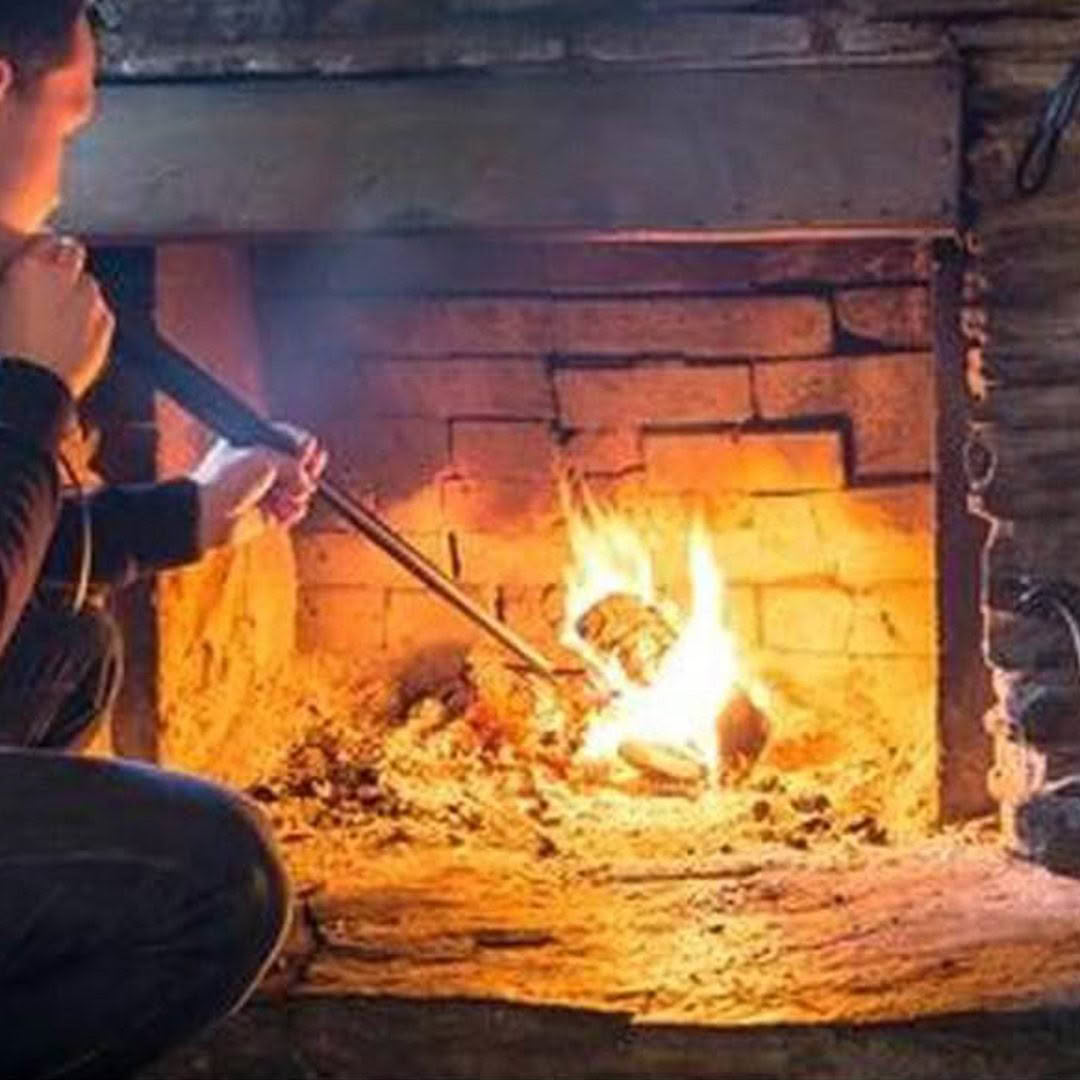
[266,825,1080,1027]
[166,655,1080,1029]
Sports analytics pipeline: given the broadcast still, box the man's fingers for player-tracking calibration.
[269,421,326,478]
[19,235,87,282]
[265,490,308,528]
[50,237,87,282]
[269,443,327,498]
[267,456,312,499]
[17,234,64,263]
[309,446,329,482]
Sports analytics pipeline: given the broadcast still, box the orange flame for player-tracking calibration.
[560,479,766,776]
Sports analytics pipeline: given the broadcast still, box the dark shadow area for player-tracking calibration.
[141,994,1080,1080]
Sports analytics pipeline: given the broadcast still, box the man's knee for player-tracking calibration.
[190,783,293,983]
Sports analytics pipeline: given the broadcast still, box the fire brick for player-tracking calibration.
[813,485,935,586]
[322,417,450,507]
[848,582,936,656]
[452,421,556,477]
[560,428,642,475]
[835,286,933,349]
[592,491,761,589]
[555,363,753,428]
[443,477,561,533]
[375,486,446,534]
[385,586,495,656]
[760,586,854,653]
[726,585,760,648]
[295,532,450,590]
[643,429,846,494]
[156,243,268,471]
[743,495,831,583]
[273,298,553,357]
[553,297,832,358]
[336,358,551,420]
[734,487,934,587]
[297,586,387,655]
[755,353,935,476]
[453,530,571,586]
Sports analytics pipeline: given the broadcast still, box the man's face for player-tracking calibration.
[0,12,97,234]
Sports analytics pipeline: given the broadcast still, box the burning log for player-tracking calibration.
[575,591,769,784]
[717,690,770,785]
[575,592,678,686]
[618,740,708,784]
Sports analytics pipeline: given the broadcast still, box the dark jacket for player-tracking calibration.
[0,358,201,656]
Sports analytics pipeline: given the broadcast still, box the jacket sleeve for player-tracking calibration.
[0,359,75,654]
[42,478,204,590]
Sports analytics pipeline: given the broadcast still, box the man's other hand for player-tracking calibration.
[0,236,113,399]
[192,425,328,551]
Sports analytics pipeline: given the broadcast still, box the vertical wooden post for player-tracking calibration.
[933,237,994,821]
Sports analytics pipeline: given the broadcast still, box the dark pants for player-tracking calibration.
[0,606,291,1079]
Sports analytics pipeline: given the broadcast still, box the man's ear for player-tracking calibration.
[0,60,14,106]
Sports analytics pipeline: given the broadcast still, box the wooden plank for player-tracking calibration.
[951,17,1080,56]
[933,244,994,821]
[866,0,1080,17]
[61,65,961,238]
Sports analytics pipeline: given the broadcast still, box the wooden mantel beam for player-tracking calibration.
[59,65,961,239]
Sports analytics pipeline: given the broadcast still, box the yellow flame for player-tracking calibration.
[560,479,761,776]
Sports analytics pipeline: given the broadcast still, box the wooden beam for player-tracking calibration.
[60,65,961,238]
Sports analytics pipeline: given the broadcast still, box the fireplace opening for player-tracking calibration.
[248,233,962,847]
[80,234,1047,1025]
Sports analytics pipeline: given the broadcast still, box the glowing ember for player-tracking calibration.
[560,478,769,778]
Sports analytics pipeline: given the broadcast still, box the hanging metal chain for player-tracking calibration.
[1016,58,1080,197]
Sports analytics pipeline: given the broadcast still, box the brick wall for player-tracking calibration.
[255,237,942,823]
[79,245,301,769]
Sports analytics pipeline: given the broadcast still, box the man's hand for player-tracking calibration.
[0,236,113,399]
[193,425,328,551]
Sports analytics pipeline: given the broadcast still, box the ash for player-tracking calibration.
[226,645,933,888]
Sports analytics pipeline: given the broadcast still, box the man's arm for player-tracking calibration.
[0,235,118,629]
[0,360,75,652]
[42,479,204,589]
[40,426,327,589]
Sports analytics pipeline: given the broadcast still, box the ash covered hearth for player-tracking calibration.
[49,1,1080,1076]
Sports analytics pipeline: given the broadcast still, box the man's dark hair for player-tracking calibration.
[0,1,85,85]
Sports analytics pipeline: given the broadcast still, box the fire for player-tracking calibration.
[560,478,768,778]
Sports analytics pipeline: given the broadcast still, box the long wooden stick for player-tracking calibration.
[112,313,558,681]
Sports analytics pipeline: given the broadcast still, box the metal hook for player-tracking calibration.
[1016,59,1080,197]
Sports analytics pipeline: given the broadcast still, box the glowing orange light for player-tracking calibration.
[560,478,768,777]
